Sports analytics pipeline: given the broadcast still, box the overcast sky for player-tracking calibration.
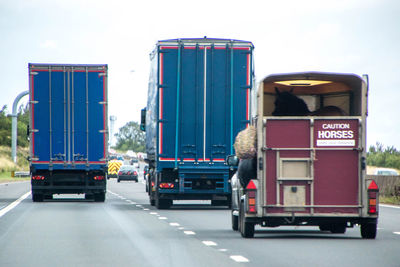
[1,0,399,149]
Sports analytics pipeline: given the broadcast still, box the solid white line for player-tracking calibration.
[380,204,400,209]
[202,241,217,246]
[0,192,31,218]
[184,231,196,235]
[230,255,249,263]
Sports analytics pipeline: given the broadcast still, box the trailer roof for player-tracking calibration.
[158,37,254,47]
[261,71,365,95]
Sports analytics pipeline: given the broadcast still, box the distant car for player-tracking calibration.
[117,165,139,182]
[374,168,399,176]
[130,158,140,168]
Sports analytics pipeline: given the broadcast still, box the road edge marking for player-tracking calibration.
[0,191,31,218]
[380,204,400,209]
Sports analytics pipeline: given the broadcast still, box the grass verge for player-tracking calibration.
[0,172,30,183]
[380,196,400,206]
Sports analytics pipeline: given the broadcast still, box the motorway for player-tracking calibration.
[0,174,399,267]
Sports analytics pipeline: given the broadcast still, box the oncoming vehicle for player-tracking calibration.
[117,165,139,183]
[130,158,140,169]
[229,72,379,239]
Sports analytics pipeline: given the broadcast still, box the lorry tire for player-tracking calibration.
[155,195,172,209]
[232,211,239,231]
[240,201,254,238]
[94,192,106,202]
[361,222,377,239]
[32,193,43,202]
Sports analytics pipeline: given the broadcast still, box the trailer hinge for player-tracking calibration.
[99,130,108,133]
[31,129,39,133]
[31,157,39,161]
[99,101,107,105]
[30,72,38,75]
[30,100,39,104]
[98,73,107,77]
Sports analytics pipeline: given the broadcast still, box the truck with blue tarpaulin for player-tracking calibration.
[28,64,108,202]
[141,38,254,209]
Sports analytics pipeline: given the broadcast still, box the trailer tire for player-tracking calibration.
[94,192,106,202]
[361,222,377,239]
[32,193,43,202]
[232,211,239,231]
[330,223,346,234]
[240,201,254,238]
[155,194,172,209]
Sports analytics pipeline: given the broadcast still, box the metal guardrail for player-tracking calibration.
[11,171,30,178]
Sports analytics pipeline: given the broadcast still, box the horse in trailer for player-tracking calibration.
[272,87,346,116]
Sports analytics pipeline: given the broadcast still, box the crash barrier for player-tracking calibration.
[367,175,400,197]
[11,171,30,178]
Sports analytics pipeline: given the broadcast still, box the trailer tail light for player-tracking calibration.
[246,180,257,214]
[94,176,105,180]
[32,175,45,180]
[159,183,174,189]
[367,180,379,215]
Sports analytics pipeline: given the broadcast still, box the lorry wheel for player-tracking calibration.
[155,196,172,209]
[240,201,254,238]
[232,210,239,231]
[330,223,346,234]
[32,193,43,202]
[319,224,330,231]
[94,192,106,202]
[361,222,377,239]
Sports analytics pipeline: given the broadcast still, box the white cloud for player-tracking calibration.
[39,40,58,49]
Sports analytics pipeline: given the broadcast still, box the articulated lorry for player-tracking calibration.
[29,64,108,202]
[229,72,379,238]
[141,38,254,209]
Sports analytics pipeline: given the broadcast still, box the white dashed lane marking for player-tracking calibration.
[230,255,249,263]
[184,231,196,235]
[202,241,217,246]
[169,222,180,227]
[394,232,400,235]
[159,217,167,220]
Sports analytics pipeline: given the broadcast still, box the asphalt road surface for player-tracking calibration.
[0,175,399,267]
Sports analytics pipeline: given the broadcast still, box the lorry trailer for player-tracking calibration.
[141,38,254,209]
[29,64,108,202]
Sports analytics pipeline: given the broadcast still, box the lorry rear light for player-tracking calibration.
[94,176,105,180]
[367,180,379,215]
[32,175,45,180]
[159,183,174,189]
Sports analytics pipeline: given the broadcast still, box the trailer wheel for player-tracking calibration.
[155,194,172,209]
[240,201,254,238]
[361,222,377,239]
[32,193,43,202]
[94,192,106,202]
[232,210,239,231]
[330,223,347,234]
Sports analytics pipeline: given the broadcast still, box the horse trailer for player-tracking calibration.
[230,71,378,239]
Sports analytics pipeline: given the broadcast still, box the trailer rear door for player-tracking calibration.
[264,117,361,215]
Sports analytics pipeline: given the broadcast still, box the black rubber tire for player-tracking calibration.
[361,222,377,239]
[240,201,254,238]
[94,192,106,202]
[319,224,330,231]
[117,179,120,183]
[232,211,239,231]
[330,223,347,234]
[155,195,172,209]
[32,193,43,202]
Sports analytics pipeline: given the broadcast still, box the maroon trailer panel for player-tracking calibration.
[264,118,360,215]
